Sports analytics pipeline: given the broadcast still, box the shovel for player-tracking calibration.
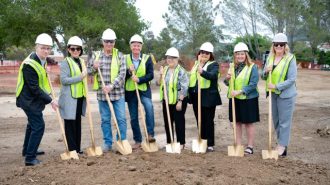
[47,74,79,160]
[97,68,132,155]
[132,71,158,152]
[228,63,244,157]
[262,70,278,160]
[192,72,207,153]
[82,66,102,157]
[162,72,180,154]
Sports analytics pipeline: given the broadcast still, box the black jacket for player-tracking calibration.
[16,53,52,111]
[188,61,222,107]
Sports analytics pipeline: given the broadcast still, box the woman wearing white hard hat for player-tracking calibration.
[159,47,189,149]
[224,42,260,155]
[188,42,222,152]
[58,36,87,154]
[261,33,297,157]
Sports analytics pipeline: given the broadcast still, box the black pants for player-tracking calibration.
[64,98,83,152]
[162,98,187,145]
[192,102,216,147]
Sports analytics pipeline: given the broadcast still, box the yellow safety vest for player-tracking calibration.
[65,57,86,98]
[227,63,254,99]
[189,61,215,89]
[160,65,181,104]
[16,55,51,97]
[92,48,120,90]
[266,54,295,94]
[125,54,149,91]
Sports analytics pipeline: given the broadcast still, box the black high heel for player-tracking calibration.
[279,147,287,157]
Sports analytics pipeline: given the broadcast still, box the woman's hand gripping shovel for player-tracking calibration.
[132,71,158,152]
[227,63,244,157]
[262,70,278,160]
[192,68,207,153]
[97,68,132,155]
[161,70,180,154]
[47,74,79,160]
[82,65,102,157]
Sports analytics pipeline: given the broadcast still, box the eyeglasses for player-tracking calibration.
[103,40,115,44]
[69,47,81,52]
[40,47,52,51]
[200,50,211,55]
[166,56,177,60]
[273,43,286,47]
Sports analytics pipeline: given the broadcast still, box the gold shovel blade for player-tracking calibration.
[228,145,244,157]
[141,141,158,152]
[86,146,103,157]
[165,143,181,154]
[262,149,279,160]
[114,140,132,155]
[60,151,79,160]
[192,139,207,153]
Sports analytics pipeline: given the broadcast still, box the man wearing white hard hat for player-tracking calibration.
[188,42,222,152]
[261,33,297,157]
[224,42,260,155]
[58,36,87,154]
[87,28,127,152]
[125,34,156,149]
[159,47,189,149]
[16,33,58,166]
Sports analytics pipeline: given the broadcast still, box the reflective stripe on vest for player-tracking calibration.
[227,63,254,99]
[160,65,181,104]
[66,57,86,98]
[189,61,215,89]
[266,54,294,94]
[92,48,120,90]
[16,55,51,97]
[125,54,149,91]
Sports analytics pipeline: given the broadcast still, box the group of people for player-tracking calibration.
[16,28,297,166]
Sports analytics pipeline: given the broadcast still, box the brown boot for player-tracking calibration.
[148,135,156,143]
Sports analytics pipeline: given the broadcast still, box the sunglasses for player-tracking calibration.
[103,40,115,44]
[273,43,286,47]
[69,47,81,52]
[200,50,211,55]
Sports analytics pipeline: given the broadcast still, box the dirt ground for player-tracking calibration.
[0,69,329,185]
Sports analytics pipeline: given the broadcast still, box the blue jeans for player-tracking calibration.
[22,109,45,162]
[98,97,127,148]
[127,95,155,143]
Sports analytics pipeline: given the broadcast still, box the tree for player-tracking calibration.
[163,0,223,57]
[234,34,271,60]
[147,28,172,61]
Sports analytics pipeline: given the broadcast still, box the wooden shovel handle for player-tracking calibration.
[230,63,238,145]
[268,71,272,150]
[197,72,202,141]
[97,68,122,141]
[161,71,174,143]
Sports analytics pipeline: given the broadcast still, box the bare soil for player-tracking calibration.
[0,69,329,185]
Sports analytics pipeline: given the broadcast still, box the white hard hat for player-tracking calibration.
[102,28,117,40]
[67,36,83,47]
[200,42,214,53]
[130,34,143,44]
[165,47,179,58]
[234,42,249,52]
[35,33,53,46]
[273,33,287,43]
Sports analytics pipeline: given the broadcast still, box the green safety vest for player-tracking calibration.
[92,48,120,90]
[266,54,295,94]
[125,54,149,91]
[160,65,181,104]
[16,55,51,97]
[65,57,86,98]
[227,63,254,99]
[189,60,215,89]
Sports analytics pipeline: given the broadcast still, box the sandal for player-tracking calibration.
[244,146,254,154]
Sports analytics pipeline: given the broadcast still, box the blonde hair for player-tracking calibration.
[233,51,253,67]
[269,43,291,58]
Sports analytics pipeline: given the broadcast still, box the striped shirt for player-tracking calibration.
[87,50,126,101]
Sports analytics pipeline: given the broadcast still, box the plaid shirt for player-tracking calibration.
[87,49,126,101]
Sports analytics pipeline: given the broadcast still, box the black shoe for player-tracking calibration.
[22,150,45,157]
[78,150,83,154]
[25,159,41,166]
[279,147,287,157]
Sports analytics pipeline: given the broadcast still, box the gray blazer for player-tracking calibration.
[58,58,86,120]
[261,54,297,98]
